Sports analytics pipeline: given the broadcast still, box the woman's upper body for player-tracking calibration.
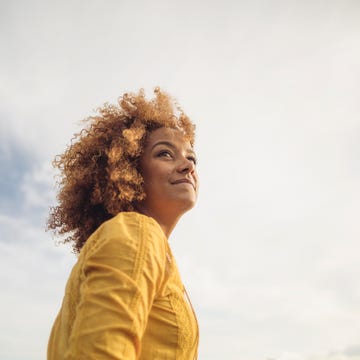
[47,89,199,359]
[47,212,198,360]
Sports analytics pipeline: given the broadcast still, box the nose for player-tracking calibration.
[177,157,195,174]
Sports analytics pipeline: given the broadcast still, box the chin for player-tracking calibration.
[175,197,197,214]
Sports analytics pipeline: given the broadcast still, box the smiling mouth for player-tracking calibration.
[172,179,196,190]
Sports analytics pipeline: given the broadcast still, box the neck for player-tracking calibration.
[136,206,183,238]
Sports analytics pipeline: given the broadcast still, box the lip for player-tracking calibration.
[172,178,196,190]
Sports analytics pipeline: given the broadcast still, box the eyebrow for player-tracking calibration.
[151,141,196,155]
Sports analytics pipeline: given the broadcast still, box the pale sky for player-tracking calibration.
[1,0,360,359]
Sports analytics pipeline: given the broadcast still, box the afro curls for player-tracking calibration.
[47,88,195,253]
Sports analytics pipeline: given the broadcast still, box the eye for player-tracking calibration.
[187,155,197,165]
[157,150,173,159]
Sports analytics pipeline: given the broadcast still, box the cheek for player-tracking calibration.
[143,166,169,186]
[154,164,172,179]
[141,161,172,186]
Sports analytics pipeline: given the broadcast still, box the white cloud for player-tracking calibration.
[20,161,56,212]
[2,0,360,359]
[0,213,76,360]
[309,346,360,360]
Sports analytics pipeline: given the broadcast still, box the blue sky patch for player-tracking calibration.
[0,140,34,215]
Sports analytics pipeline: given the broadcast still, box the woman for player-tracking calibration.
[47,88,199,359]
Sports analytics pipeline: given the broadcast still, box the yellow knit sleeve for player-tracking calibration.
[65,213,166,360]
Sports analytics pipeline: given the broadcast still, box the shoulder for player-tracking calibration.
[81,212,167,261]
[109,212,164,238]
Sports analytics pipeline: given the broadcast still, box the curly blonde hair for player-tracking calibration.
[47,88,195,253]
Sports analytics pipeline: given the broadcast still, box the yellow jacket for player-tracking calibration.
[48,212,198,359]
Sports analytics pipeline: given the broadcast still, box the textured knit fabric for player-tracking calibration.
[47,212,198,360]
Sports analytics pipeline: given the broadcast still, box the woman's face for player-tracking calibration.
[139,127,199,219]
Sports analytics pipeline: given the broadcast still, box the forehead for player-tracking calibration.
[146,127,193,150]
